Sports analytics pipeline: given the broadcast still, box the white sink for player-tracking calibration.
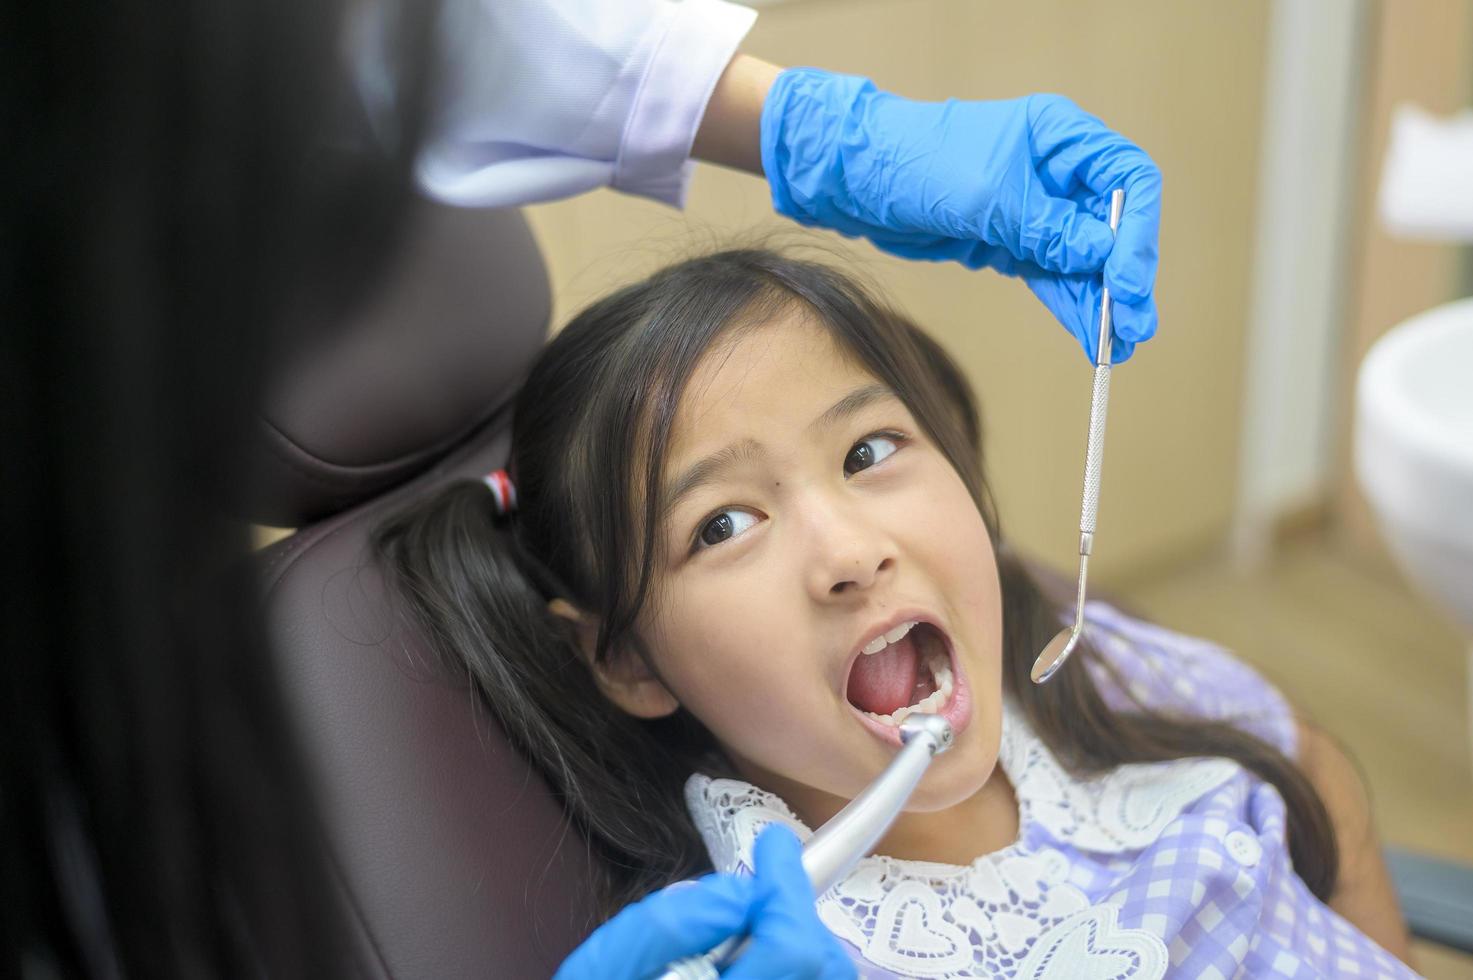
[1355,297,1473,633]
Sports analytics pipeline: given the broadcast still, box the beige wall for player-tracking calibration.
[525,0,1271,582]
[1334,0,1473,565]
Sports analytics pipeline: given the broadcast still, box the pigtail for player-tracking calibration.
[373,482,714,915]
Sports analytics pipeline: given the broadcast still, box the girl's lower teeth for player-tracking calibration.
[863,653,953,727]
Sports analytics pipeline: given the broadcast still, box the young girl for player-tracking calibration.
[375,250,1417,978]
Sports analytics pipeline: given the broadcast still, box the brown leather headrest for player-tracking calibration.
[249,198,548,526]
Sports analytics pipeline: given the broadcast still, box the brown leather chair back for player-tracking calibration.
[254,198,597,978]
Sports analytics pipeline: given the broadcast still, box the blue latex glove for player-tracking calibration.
[761,69,1162,364]
[554,825,855,980]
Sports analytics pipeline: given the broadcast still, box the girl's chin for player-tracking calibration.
[899,742,1002,813]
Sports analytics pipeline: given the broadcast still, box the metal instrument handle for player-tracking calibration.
[1079,364,1111,538]
[1080,188,1125,544]
[1095,189,1126,368]
[657,715,953,980]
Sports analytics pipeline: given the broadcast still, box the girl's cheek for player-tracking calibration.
[655,583,774,689]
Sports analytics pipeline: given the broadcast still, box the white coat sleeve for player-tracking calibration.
[414,0,757,209]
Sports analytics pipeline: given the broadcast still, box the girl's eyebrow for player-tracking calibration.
[807,382,893,434]
[662,438,764,518]
[662,383,896,517]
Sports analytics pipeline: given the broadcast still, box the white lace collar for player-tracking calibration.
[684,702,1238,978]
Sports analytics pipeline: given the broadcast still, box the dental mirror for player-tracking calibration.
[1032,624,1082,684]
[1031,188,1126,685]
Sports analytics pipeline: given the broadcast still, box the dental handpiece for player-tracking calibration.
[659,713,955,980]
[1031,188,1126,685]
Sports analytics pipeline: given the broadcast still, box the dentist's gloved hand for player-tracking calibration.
[554,825,855,980]
[761,69,1161,364]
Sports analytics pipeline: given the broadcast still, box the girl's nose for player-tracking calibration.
[805,501,898,599]
[825,553,895,596]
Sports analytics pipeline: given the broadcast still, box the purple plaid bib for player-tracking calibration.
[686,602,1419,979]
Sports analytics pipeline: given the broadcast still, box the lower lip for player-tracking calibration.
[847,640,972,749]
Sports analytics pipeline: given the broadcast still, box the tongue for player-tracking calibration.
[846,634,920,715]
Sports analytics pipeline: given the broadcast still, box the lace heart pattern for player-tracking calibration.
[813,848,1149,979]
[862,881,974,974]
[1012,905,1167,980]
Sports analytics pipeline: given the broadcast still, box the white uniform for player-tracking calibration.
[407,0,757,209]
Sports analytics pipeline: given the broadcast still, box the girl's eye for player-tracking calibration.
[695,509,759,551]
[844,433,901,476]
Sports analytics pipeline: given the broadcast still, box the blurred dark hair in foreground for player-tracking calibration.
[1,0,433,974]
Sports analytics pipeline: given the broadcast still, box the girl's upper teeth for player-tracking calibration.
[860,619,919,656]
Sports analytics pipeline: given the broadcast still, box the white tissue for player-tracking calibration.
[1377,103,1473,242]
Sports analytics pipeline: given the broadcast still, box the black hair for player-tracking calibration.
[2,0,434,974]
[375,248,1337,920]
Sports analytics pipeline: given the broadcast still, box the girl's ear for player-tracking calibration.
[547,599,679,719]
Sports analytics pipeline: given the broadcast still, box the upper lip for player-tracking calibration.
[838,607,951,696]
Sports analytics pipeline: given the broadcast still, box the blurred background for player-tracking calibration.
[257,0,1473,971]
[521,0,1473,973]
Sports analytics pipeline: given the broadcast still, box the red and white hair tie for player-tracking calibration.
[482,468,518,517]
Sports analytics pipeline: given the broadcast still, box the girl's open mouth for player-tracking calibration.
[842,618,971,746]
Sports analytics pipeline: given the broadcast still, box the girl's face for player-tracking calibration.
[629,311,1006,824]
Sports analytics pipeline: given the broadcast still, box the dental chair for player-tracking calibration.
[251,197,1473,979]
[251,197,596,977]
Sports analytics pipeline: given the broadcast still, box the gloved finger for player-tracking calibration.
[1057,285,1151,364]
[1020,271,1096,362]
[1109,335,1137,365]
[1034,106,1158,208]
[1066,189,1109,223]
[1022,94,1100,195]
[724,826,856,979]
[1111,293,1157,345]
[553,874,755,980]
[1103,179,1162,304]
[1027,95,1145,197]
[751,824,819,916]
[724,934,856,980]
[1028,100,1160,298]
[724,942,857,980]
[1015,192,1114,275]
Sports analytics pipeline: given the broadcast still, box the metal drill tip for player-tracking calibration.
[899,713,954,754]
